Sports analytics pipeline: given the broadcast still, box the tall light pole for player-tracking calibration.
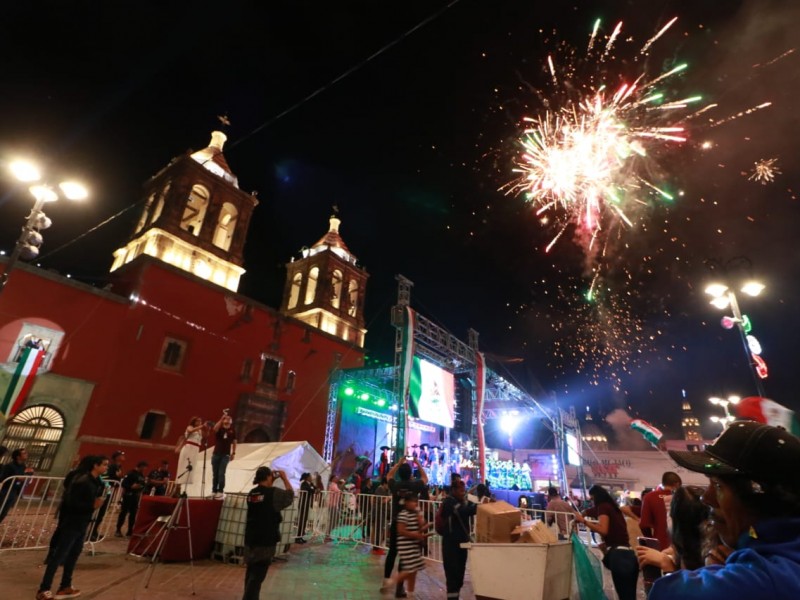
[704,257,767,398]
[709,395,740,428]
[0,160,88,295]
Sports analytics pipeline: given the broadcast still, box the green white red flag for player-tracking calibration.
[736,396,800,436]
[1,347,45,419]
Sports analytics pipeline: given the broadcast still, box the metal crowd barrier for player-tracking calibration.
[0,475,124,554]
[300,490,577,564]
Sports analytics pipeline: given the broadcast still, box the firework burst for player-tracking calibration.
[747,157,781,185]
[504,18,702,254]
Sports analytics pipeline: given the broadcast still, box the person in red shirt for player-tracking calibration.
[640,471,681,550]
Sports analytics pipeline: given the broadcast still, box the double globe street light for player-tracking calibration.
[704,257,767,398]
[0,159,88,295]
[708,395,740,428]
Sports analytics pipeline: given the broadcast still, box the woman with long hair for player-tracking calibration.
[176,416,205,488]
[637,485,710,577]
[574,484,639,600]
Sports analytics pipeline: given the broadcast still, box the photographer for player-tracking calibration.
[243,467,294,600]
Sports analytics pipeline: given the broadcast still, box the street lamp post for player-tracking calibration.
[0,160,88,295]
[709,395,740,428]
[704,258,767,398]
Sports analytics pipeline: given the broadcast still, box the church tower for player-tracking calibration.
[280,213,368,347]
[681,397,702,441]
[109,129,258,292]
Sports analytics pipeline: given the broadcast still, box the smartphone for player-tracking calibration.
[638,537,662,585]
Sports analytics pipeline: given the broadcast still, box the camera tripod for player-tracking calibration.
[131,488,196,595]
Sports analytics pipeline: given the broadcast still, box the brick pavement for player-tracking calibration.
[0,537,475,600]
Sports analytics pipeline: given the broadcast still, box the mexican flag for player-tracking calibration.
[0,347,45,419]
[736,396,800,436]
[630,418,664,446]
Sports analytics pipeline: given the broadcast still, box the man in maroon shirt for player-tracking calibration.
[639,471,681,550]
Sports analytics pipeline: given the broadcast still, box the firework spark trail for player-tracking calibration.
[547,55,558,85]
[709,101,772,127]
[640,16,678,55]
[604,21,623,57]
[752,48,796,69]
[587,18,601,52]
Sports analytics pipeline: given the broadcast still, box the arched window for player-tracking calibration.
[331,269,343,309]
[288,272,302,309]
[1,405,64,472]
[135,193,155,233]
[212,202,238,250]
[304,267,319,305]
[180,184,209,236]
[347,279,359,317]
[150,182,170,225]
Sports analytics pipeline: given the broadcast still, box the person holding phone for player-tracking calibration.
[649,422,800,600]
[636,485,709,593]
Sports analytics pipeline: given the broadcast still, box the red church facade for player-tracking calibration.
[0,130,367,475]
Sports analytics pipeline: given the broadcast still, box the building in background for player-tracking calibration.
[0,130,366,476]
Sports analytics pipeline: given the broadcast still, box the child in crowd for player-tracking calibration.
[395,492,431,599]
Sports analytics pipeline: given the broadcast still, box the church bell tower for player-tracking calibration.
[280,213,368,347]
[110,129,258,292]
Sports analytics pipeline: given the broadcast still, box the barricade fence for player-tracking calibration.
[294,490,578,564]
[2,477,579,563]
[0,475,128,553]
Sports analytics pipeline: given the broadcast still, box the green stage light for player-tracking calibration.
[344,387,354,396]
[359,393,370,401]
[375,399,386,407]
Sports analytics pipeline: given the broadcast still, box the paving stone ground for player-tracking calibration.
[0,536,474,600]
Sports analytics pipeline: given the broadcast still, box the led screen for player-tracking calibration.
[408,356,455,428]
[565,431,581,466]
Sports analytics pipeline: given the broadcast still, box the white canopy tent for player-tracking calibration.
[183,441,330,497]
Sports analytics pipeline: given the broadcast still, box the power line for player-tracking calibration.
[37,1,461,262]
[231,0,461,149]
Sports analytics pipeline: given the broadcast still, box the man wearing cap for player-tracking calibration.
[650,421,800,600]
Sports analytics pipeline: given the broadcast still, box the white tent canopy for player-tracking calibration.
[183,441,330,497]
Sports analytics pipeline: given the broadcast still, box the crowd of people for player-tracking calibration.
[2,418,799,599]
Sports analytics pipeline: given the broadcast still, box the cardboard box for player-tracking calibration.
[512,520,558,544]
[476,501,522,543]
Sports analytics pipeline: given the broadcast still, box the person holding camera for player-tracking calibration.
[242,467,294,600]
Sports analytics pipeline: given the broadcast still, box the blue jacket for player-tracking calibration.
[650,518,800,600]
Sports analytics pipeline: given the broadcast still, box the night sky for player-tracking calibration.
[1,1,799,447]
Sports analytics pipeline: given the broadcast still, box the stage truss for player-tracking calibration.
[323,274,576,491]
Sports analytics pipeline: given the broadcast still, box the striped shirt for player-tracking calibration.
[397,508,426,573]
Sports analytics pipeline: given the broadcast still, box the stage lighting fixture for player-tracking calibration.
[344,387,354,396]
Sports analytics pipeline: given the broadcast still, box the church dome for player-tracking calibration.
[190,131,238,187]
